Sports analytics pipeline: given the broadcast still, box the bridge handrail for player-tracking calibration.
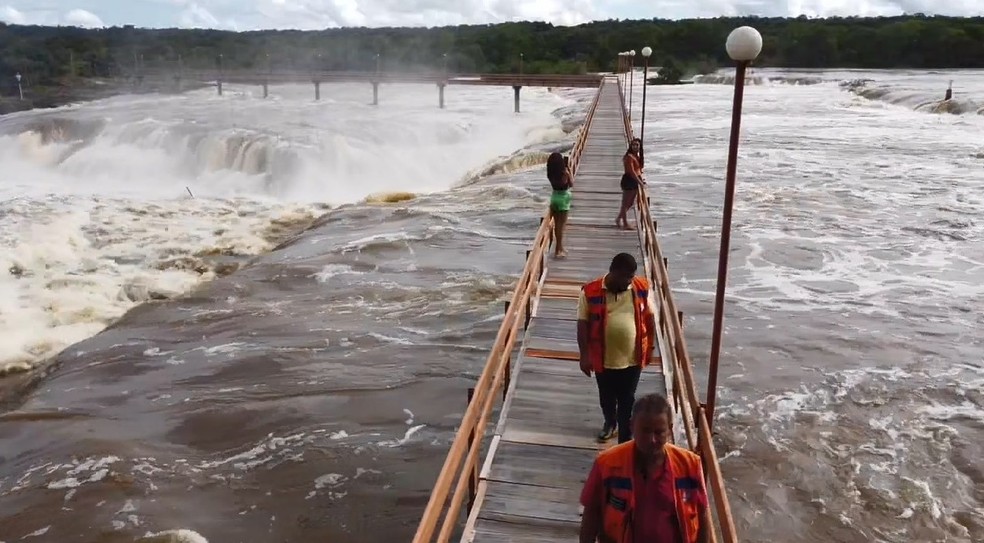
[615,79,740,543]
[130,68,602,82]
[410,79,605,543]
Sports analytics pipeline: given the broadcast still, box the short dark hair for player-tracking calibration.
[632,393,672,420]
[609,252,637,274]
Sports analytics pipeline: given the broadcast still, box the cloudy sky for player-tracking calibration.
[1,1,981,31]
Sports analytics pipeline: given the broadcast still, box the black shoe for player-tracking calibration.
[596,423,616,442]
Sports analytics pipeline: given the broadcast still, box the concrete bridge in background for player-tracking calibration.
[130,69,604,111]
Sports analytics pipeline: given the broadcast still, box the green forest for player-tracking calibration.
[2,14,983,89]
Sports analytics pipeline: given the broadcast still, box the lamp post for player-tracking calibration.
[519,53,524,75]
[442,52,448,77]
[217,53,223,96]
[15,72,23,100]
[375,52,381,74]
[618,52,627,102]
[628,50,636,123]
[705,26,763,429]
[639,47,652,144]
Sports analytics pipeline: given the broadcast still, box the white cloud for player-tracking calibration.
[63,8,104,27]
[178,3,223,28]
[0,5,27,24]
[1,0,983,30]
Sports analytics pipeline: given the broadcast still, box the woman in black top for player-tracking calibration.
[616,138,644,230]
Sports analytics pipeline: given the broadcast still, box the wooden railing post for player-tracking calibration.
[466,387,478,513]
[524,250,533,330]
[503,301,512,401]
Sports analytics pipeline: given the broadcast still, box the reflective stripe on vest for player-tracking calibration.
[582,275,651,373]
[596,442,704,543]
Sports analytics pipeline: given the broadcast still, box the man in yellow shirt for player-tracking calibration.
[576,253,656,443]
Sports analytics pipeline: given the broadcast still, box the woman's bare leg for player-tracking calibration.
[553,211,568,257]
[618,190,636,229]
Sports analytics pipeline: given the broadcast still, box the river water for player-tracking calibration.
[0,69,981,543]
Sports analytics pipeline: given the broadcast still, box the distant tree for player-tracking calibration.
[651,58,684,85]
[2,15,984,89]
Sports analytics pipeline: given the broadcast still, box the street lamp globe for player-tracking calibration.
[15,72,21,82]
[641,47,652,58]
[726,26,763,62]
[630,50,636,57]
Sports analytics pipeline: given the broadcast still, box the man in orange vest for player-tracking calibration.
[579,393,709,543]
[577,252,656,443]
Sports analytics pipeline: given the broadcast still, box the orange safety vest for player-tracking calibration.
[595,442,705,543]
[582,275,652,373]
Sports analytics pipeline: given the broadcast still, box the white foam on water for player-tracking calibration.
[138,529,210,543]
[44,455,120,490]
[0,82,578,377]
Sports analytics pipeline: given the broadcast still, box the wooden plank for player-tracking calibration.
[518,354,664,380]
[527,317,576,340]
[499,428,598,450]
[542,267,606,282]
[515,355,584,377]
[533,297,577,319]
[546,256,628,268]
[560,234,639,246]
[570,198,625,208]
[540,282,582,298]
[525,347,579,360]
[511,371,594,403]
[485,441,595,488]
[479,480,582,524]
[471,515,579,543]
[562,229,638,241]
[525,336,577,357]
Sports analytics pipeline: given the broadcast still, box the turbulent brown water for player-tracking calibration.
[2,70,983,543]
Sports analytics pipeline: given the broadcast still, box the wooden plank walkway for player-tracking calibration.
[461,77,669,543]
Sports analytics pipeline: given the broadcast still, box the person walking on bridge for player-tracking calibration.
[616,138,645,230]
[579,393,710,543]
[546,152,573,258]
[577,252,656,443]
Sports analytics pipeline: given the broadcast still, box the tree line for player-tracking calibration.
[2,14,984,88]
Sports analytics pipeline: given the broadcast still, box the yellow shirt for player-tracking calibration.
[577,277,656,370]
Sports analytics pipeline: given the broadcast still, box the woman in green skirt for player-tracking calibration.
[546,152,573,259]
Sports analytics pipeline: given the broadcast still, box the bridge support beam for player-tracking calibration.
[314,81,320,101]
[372,82,379,106]
[438,83,446,109]
[512,85,522,113]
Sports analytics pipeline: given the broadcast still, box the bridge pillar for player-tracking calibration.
[438,83,446,109]
[314,81,321,101]
[372,82,379,106]
[263,82,268,99]
[512,85,521,113]
[217,80,223,96]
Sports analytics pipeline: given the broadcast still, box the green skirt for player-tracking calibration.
[550,189,572,213]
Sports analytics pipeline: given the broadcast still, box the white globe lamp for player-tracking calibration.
[726,26,763,62]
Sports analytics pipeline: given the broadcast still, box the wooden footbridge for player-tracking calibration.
[411,75,739,543]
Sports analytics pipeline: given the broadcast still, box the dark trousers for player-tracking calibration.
[595,365,642,443]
